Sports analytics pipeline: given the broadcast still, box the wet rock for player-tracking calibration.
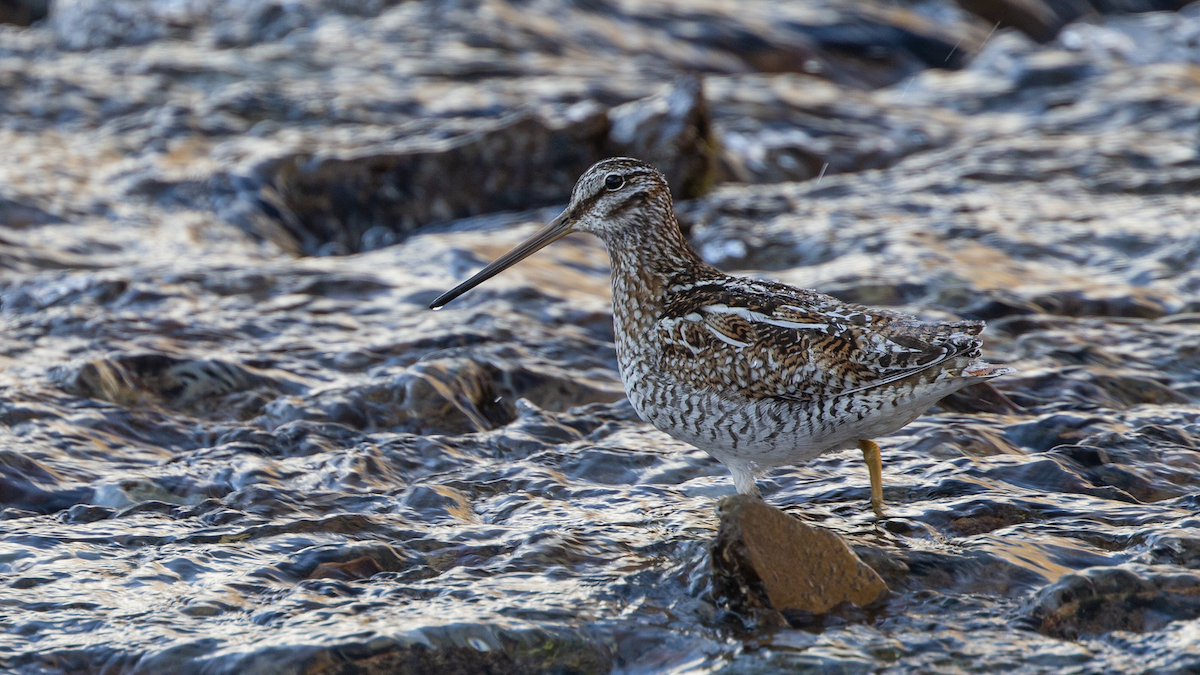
[956,0,1195,44]
[309,555,384,581]
[395,358,516,433]
[271,542,423,582]
[262,355,623,435]
[0,272,127,311]
[607,77,716,200]
[887,546,1053,595]
[616,2,979,87]
[1049,439,1196,503]
[1003,413,1109,451]
[850,544,913,590]
[707,74,955,185]
[57,503,115,524]
[0,450,93,514]
[403,484,477,523]
[712,495,887,619]
[268,420,367,458]
[241,625,611,675]
[229,108,610,255]
[256,367,492,434]
[931,498,1041,537]
[227,76,722,254]
[1030,289,1172,319]
[898,423,1023,461]
[955,0,1071,43]
[53,352,301,419]
[1011,366,1192,410]
[0,196,64,227]
[1090,373,1190,407]
[0,0,49,26]
[1026,564,1200,638]
[1140,533,1200,569]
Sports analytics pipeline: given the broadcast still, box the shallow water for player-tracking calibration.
[4,2,1200,674]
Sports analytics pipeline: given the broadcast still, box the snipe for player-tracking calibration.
[430,158,1012,512]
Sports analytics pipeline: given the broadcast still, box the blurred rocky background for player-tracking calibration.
[3,0,1200,673]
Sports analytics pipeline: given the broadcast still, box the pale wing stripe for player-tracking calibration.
[704,323,751,349]
[702,304,828,331]
[763,318,828,330]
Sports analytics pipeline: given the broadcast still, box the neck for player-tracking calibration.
[603,211,708,297]
[601,208,719,350]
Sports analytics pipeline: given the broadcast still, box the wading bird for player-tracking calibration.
[431,158,1011,512]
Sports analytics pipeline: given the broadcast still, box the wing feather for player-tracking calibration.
[655,278,986,402]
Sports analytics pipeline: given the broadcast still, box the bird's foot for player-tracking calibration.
[858,439,885,517]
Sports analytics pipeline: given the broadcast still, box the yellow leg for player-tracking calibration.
[858,439,884,515]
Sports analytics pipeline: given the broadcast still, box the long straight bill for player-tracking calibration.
[429,212,572,310]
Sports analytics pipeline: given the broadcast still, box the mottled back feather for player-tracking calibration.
[656,274,984,404]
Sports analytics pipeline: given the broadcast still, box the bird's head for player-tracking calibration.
[429,157,672,310]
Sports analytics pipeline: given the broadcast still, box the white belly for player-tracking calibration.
[623,370,971,475]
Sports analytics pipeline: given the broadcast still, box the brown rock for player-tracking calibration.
[712,495,887,617]
[1026,564,1200,639]
[309,556,385,581]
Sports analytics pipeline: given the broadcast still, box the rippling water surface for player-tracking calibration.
[4,2,1200,674]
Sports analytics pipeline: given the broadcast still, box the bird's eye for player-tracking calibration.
[604,173,625,191]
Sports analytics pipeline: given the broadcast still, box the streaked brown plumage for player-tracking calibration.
[431,158,1012,510]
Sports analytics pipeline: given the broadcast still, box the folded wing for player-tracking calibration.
[656,278,987,402]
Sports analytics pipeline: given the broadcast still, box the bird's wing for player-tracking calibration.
[656,278,985,402]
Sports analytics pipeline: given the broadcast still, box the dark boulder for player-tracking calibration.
[235,109,610,256]
[0,0,48,26]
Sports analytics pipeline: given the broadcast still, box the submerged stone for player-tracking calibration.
[259,626,612,675]
[1026,564,1200,639]
[52,352,299,420]
[308,556,384,581]
[711,494,887,619]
